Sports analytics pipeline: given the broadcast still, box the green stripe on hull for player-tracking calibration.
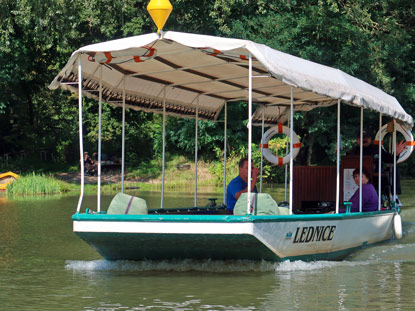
[76,232,280,261]
[282,246,362,261]
[75,231,363,262]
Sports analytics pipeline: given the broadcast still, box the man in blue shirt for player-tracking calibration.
[226,157,259,214]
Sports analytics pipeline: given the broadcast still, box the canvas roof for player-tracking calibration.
[49,31,413,128]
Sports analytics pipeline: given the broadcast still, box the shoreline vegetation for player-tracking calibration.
[6,173,70,196]
[3,156,241,197]
[4,154,415,200]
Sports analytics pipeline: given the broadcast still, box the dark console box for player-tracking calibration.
[296,201,335,214]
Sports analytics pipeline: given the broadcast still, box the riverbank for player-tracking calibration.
[53,160,221,190]
[54,172,139,184]
[1,158,227,196]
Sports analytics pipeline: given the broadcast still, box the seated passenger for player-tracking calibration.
[343,167,378,213]
[84,151,97,176]
[347,128,406,195]
[226,157,258,214]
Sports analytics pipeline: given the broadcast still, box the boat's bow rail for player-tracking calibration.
[149,205,227,215]
[83,190,399,219]
[73,209,397,222]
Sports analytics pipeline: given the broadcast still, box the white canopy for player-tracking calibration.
[50,31,413,127]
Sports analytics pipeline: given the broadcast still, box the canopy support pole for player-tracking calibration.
[336,99,340,213]
[393,119,397,205]
[76,56,85,213]
[260,105,265,193]
[289,87,294,215]
[285,160,288,201]
[194,98,199,207]
[97,65,102,212]
[359,107,363,212]
[246,54,253,215]
[285,117,289,202]
[161,87,167,209]
[223,101,227,205]
[121,77,126,193]
[378,113,382,210]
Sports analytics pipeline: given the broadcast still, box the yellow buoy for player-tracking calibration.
[147,0,173,34]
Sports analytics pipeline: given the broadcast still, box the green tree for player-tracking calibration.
[1,0,414,176]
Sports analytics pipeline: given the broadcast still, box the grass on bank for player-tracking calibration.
[6,173,71,197]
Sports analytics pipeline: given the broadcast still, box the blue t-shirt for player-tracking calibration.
[226,176,257,212]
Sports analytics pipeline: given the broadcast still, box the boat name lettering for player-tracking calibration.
[293,225,336,243]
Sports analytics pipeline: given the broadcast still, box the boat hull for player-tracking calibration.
[73,211,396,261]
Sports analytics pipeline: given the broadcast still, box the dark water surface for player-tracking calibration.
[1,184,415,310]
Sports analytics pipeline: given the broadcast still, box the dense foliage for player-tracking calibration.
[1,0,414,179]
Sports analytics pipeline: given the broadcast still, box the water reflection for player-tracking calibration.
[64,259,279,310]
[1,190,415,310]
[63,258,415,310]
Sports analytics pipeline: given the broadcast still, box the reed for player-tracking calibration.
[6,173,71,196]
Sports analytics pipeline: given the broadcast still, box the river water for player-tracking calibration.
[1,183,415,311]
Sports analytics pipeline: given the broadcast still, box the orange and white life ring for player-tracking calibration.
[374,122,414,163]
[260,123,301,166]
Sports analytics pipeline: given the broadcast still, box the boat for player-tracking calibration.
[0,172,19,191]
[49,3,413,262]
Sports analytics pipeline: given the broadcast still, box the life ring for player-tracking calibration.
[374,123,414,163]
[260,123,301,166]
[393,213,402,239]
